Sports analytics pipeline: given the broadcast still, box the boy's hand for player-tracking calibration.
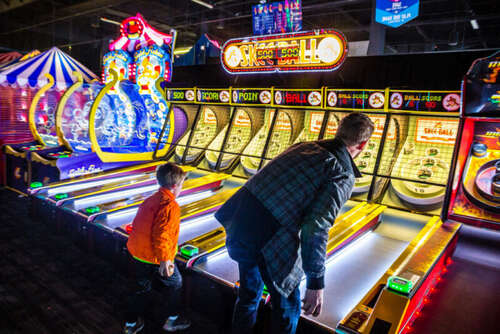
[159,260,175,277]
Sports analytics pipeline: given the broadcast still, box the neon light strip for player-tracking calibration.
[181,214,215,228]
[205,248,228,262]
[105,190,215,220]
[73,184,159,209]
[177,190,214,206]
[202,215,370,266]
[106,207,138,220]
[324,232,373,267]
[47,174,145,195]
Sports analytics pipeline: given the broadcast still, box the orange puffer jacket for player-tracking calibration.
[127,187,180,264]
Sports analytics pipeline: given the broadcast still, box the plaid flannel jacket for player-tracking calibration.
[243,138,361,297]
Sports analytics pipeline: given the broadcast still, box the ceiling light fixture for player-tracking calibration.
[191,0,214,9]
[100,17,121,26]
[470,19,479,30]
[174,46,193,55]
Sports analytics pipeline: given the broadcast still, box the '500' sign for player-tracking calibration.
[221,29,348,74]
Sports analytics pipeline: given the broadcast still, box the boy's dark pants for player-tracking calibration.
[125,257,182,323]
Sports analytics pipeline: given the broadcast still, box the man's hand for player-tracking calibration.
[301,288,324,317]
[159,260,175,277]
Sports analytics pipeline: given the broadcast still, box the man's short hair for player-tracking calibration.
[156,163,187,189]
[335,112,375,147]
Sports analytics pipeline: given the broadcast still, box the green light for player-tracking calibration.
[387,276,412,294]
[30,182,43,188]
[180,244,199,257]
[85,206,100,214]
[59,154,69,158]
[54,193,68,200]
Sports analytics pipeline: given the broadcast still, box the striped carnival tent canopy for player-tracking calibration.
[0,52,22,67]
[0,47,98,90]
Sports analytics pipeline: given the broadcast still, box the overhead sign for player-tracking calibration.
[221,29,347,74]
[375,0,419,28]
[252,0,302,35]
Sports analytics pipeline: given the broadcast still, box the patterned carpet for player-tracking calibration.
[0,188,224,334]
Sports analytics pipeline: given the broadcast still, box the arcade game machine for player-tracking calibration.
[29,52,142,225]
[406,51,500,334]
[3,47,99,193]
[104,88,242,259]
[4,73,67,193]
[204,88,267,171]
[30,86,214,229]
[179,88,464,332]
[323,88,393,198]
[331,89,463,334]
[176,88,386,319]
[0,50,47,185]
[174,88,231,166]
[28,14,183,220]
[0,85,33,185]
[28,74,114,187]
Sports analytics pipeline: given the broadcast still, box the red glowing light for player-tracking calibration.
[125,224,133,234]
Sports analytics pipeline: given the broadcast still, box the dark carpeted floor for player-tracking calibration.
[0,188,224,334]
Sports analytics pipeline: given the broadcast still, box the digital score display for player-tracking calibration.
[166,88,196,103]
[388,90,461,113]
[272,89,323,108]
[231,89,273,106]
[252,0,302,36]
[325,89,386,111]
[196,89,231,104]
[221,29,347,74]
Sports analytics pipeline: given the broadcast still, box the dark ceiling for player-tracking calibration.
[1,0,499,74]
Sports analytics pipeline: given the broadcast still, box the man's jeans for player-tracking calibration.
[233,258,301,334]
[124,256,183,322]
[217,187,301,333]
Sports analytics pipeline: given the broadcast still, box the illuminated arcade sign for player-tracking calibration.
[166,88,196,103]
[272,89,323,109]
[325,89,386,111]
[196,88,231,104]
[231,88,272,106]
[221,29,347,74]
[388,90,461,113]
[415,118,459,145]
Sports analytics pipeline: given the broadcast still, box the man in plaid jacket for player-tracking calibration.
[215,112,374,334]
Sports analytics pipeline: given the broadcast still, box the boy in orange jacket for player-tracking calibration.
[123,163,190,333]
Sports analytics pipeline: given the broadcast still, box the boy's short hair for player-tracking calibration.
[335,112,375,147]
[156,163,187,189]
